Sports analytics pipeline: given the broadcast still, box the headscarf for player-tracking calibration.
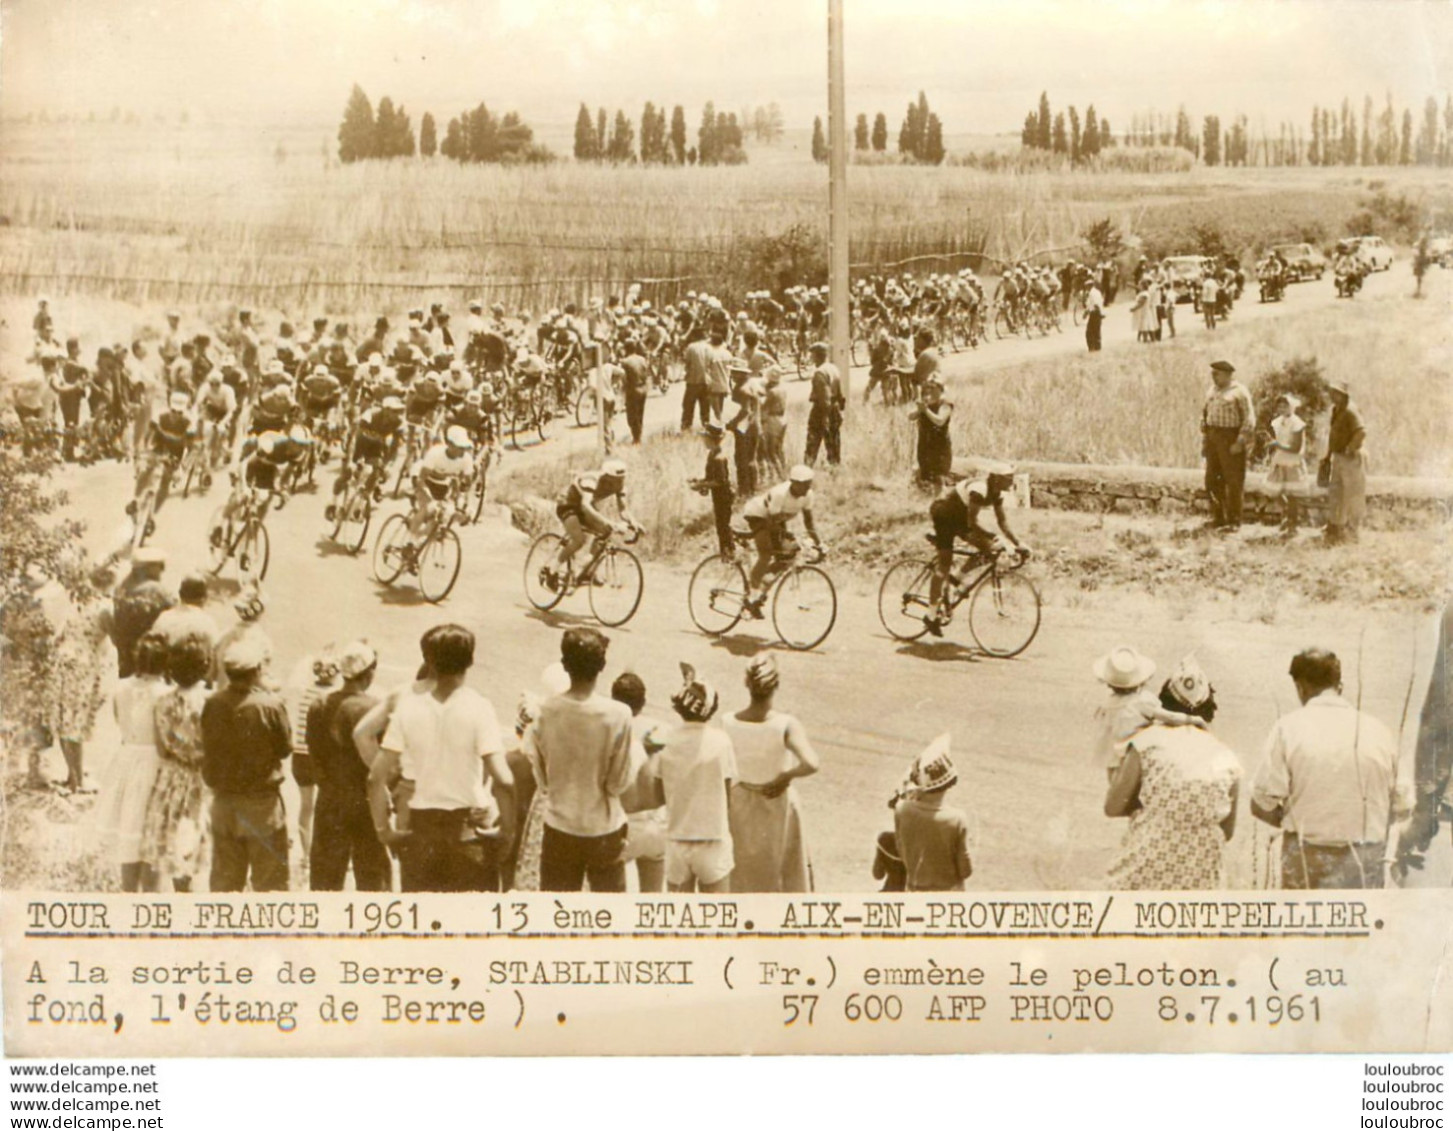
[745,654,780,698]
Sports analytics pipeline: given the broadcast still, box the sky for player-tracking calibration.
[2,0,1450,135]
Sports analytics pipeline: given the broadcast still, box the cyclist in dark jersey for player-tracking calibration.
[923,460,1030,636]
[327,396,404,520]
[542,459,639,589]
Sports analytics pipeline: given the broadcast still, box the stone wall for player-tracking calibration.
[1016,460,1453,528]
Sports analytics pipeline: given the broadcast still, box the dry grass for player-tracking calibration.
[5,118,1453,314]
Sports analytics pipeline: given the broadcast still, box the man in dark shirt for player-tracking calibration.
[308,642,389,891]
[202,637,293,892]
[111,549,175,678]
[804,342,844,467]
[619,339,651,445]
[690,419,735,557]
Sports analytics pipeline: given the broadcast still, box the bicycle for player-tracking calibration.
[877,542,1041,658]
[523,526,644,628]
[128,450,184,549]
[687,531,837,651]
[372,491,466,604]
[328,457,388,554]
[205,483,275,583]
[503,375,554,450]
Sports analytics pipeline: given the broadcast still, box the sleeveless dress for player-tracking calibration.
[722,713,812,892]
[140,683,211,881]
[95,676,165,863]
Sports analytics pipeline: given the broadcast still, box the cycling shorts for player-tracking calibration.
[245,460,279,493]
[929,494,994,555]
[353,433,388,464]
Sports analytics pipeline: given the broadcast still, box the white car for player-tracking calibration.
[1350,235,1395,272]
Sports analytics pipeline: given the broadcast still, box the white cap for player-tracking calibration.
[169,391,191,411]
[445,425,474,449]
[602,457,627,478]
[788,464,815,483]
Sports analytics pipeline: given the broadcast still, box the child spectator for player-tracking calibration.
[1265,393,1307,536]
[614,671,668,893]
[871,830,907,892]
[288,645,339,865]
[890,734,972,892]
[691,419,735,559]
[1092,646,1207,781]
[651,664,737,893]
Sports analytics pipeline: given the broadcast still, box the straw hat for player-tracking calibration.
[1093,646,1156,691]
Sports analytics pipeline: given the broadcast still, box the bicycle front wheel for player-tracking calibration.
[238,521,270,583]
[877,557,936,642]
[372,513,410,585]
[993,306,1014,340]
[968,569,1042,658]
[335,486,372,554]
[772,564,837,651]
[523,533,569,611]
[587,547,644,627]
[575,384,598,429]
[419,528,463,604]
[205,505,230,574]
[687,554,747,636]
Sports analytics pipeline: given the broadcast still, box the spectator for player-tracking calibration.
[910,375,953,487]
[1199,360,1255,533]
[725,361,763,497]
[213,584,273,687]
[891,735,972,892]
[287,647,339,865]
[1130,282,1156,343]
[1323,378,1367,545]
[1091,646,1208,784]
[1200,272,1220,330]
[49,568,117,793]
[703,328,732,426]
[907,328,940,403]
[202,635,293,892]
[1103,657,1242,890]
[309,642,390,892]
[1251,648,1404,889]
[862,321,895,405]
[614,671,667,894]
[759,368,788,481]
[1084,280,1104,353]
[141,635,214,892]
[651,665,737,894]
[1396,600,1453,879]
[524,626,635,892]
[376,625,513,892]
[149,572,220,649]
[618,338,650,445]
[1264,393,1307,536]
[889,320,916,401]
[804,342,844,467]
[111,547,174,679]
[690,419,735,559]
[723,655,819,892]
[97,632,168,891]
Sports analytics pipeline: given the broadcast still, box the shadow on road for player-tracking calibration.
[895,639,982,664]
[313,537,361,560]
[521,605,597,630]
[375,583,432,608]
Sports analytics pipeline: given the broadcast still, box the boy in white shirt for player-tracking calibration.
[651,665,737,893]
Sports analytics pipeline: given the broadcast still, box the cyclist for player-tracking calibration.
[441,359,474,409]
[194,369,238,474]
[250,378,295,436]
[404,425,475,546]
[131,390,196,520]
[544,458,639,590]
[922,460,1030,637]
[405,365,444,434]
[327,395,404,520]
[445,387,495,452]
[299,363,343,451]
[739,464,822,618]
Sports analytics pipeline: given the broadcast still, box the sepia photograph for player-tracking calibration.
[0,0,1450,1069]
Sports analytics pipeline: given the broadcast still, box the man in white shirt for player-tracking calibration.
[524,626,635,891]
[1252,648,1405,890]
[376,625,513,891]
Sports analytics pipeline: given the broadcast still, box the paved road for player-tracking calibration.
[50,264,1447,890]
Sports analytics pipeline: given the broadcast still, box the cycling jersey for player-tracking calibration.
[407,378,443,418]
[446,404,487,435]
[151,410,194,457]
[414,443,473,500]
[197,384,237,424]
[557,471,623,518]
[742,482,813,523]
[300,371,342,412]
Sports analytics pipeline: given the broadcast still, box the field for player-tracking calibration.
[3,117,1453,317]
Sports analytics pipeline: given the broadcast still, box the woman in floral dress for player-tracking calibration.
[1103,665,1242,890]
[141,636,213,891]
[49,579,117,793]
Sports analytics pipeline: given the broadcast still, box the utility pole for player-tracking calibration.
[827,0,851,402]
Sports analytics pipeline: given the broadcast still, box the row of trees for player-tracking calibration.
[1021,93,1114,163]
[337,85,547,165]
[1100,92,1453,168]
[814,91,946,165]
[572,101,746,165]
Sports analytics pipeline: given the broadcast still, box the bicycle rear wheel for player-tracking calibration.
[587,547,644,627]
[468,457,490,524]
[687,554,747,636]
[523,533,569,611]
[534,387,554,443]
[993,306,1015,340]
[575,383,598,429]
[968,569,1042,658]
[419,528,463,603]
[372,514,411,585]
[877,557,936,642]
[772,564,837,651]
[238,520,270,583]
